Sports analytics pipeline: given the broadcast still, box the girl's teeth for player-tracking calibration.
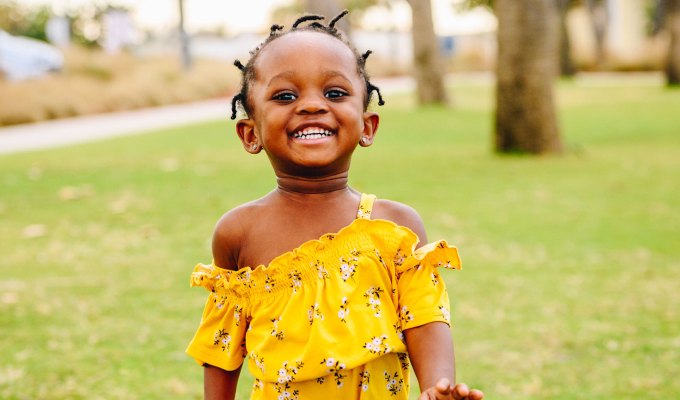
[293,129,333,139]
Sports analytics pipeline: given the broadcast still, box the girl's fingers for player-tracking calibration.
[452,383,470,399]
[469,389,485,400]
[435,378,452,393]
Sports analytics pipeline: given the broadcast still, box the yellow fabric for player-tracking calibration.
[186,194,461,399]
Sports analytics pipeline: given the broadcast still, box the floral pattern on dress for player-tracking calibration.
[236,269,254,289]
[213,293,228,310]
[431,272,440,286]
[264,274,275,293]
[439,305,451,323]
[364,286,385,317]
[384,370,404,396]
[393,322,404,342]
[394,249,406,267]
[274,361,304,400]
[270,317,285,340]
[338,250,360,282]
[356,204,371,219]
[374,249,387,268]
[397,353,410,372]
[308,303,324,325]
[359,370,371,392]
[321,358,347,388]
[250,351,266,374]
[213,329,231,352]
[338,296,350,323]
[399,305,414,325]
[234,305,243,326]
[363,334,391,355]
[288,269,302,293]
[313,260,329,280]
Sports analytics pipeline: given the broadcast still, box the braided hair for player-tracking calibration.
[230,10,385,120]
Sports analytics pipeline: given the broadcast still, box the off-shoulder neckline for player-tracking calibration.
[212,218,418,274]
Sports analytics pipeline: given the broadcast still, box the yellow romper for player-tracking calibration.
[186,194,461,399]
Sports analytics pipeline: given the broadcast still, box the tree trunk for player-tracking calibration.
[557,0,576,76]
[178,0,191,71]
[407,0,448,105]
[495,0,562,154]
[304,0,350,34]
[665,0,680,85]
[586,0,608,68]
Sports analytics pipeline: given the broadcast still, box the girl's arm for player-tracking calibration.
[404,321,456,391]
[406,323,484,399]
[204,364,241,400]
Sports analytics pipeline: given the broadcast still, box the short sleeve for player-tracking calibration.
[185,263,248,371]
[395,240,461,331]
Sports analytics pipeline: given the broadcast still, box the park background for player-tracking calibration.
[1,0,679,398]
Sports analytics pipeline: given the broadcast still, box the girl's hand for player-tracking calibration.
[418,378,484,400]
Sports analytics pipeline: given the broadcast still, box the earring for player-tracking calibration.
[251,144,260,152]
[360,137,369,145]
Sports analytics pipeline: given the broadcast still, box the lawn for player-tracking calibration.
[1,74,679,399]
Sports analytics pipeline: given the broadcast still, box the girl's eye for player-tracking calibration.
[325,89,348,99]
[272,92,296,102]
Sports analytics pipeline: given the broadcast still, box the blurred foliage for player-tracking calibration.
[272,0,383,27]
[460,0,663,37]
[0,47,239,126]
[0,1,51,41]
[0,1,130,47]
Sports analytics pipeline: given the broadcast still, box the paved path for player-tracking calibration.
[0,76,415,155]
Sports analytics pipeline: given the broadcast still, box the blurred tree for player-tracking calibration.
[495,0,562,154]
[462,0,577,76]
[305,0,351,32]
[178,0,192,70]
[663,0,680,85]
[585,0,608,68]
[557,0,576,76]
[0,1,51,41]
[407,0,448,104]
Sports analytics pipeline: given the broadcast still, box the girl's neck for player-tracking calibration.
[275,171,350,195]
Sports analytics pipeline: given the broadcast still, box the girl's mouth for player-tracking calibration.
[291,127,335,140]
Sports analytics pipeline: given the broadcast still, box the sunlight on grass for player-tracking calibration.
[1,76,679,399]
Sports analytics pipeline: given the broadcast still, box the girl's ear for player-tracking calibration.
[236,119,262,154]
[359,112,380,147]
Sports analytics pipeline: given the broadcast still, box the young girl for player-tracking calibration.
[186,11,484,400]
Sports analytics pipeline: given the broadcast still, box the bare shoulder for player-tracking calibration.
[212,199,267,270]
[372,198,428,243]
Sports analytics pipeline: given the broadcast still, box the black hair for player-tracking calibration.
[230,10,385,120]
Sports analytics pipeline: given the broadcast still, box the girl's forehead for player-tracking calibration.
[254,31,358,75]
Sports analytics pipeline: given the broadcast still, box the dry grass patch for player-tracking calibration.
[0,47,239,126]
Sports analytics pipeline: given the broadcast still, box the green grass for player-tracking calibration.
[1,74,679,399]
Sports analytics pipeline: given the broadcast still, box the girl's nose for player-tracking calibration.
[296,93,328,114]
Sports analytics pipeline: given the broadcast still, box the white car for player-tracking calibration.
[0,30,64,81]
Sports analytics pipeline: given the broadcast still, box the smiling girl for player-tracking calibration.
[186,11,483,400]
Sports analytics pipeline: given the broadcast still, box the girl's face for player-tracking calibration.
[236,31,379,177]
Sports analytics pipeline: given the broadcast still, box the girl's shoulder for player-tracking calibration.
[211,198,271,270]
[371,198,428,243]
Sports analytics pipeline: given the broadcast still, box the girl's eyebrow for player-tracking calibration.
[266,70,352,87]
[267,71,296,87]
